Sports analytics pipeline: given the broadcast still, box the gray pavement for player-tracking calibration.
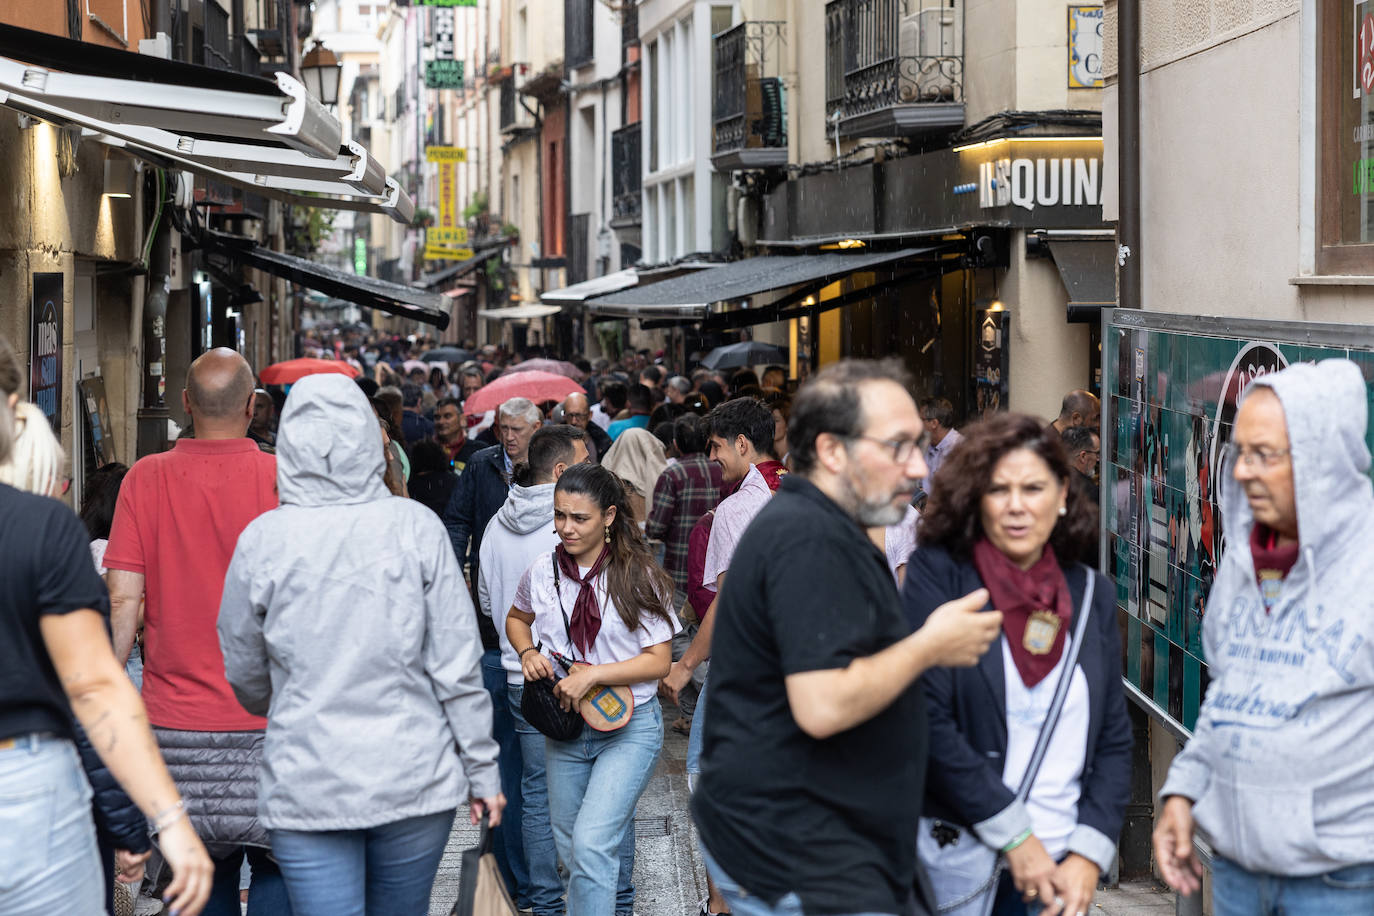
[428,700,1177,916]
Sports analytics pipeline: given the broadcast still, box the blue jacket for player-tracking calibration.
[442,443,511,575]
[900,544,1132,874]
[76,726,150,853]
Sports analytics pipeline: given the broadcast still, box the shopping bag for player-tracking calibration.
[449,814,518,916]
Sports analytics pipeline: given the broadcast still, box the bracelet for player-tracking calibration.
[518,646,539,659]
[151,799,187,833]
[1002,828,1033,853]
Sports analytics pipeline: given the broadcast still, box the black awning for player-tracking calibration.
[0,23,280,96]
[585,248,938,319]
[1045,237,1117,322]
[205,232,451,330]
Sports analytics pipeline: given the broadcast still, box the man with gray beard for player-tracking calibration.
[691,359,1000,916]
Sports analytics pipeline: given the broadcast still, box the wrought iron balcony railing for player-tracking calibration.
[825,0,964,139]
[611,122,642,225]
[711,21,787,170]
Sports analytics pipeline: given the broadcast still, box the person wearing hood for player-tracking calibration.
[218,374,504,916]
[601,426,668,526]
[1153,358,1374,914]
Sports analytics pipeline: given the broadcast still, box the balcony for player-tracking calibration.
[825,0,964,140]
[711,21,787,171]
[611,122,641,227]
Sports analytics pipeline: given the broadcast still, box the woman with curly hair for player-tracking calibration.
[901,412,1131,916]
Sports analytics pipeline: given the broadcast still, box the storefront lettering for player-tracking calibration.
[979,157,1100,211]
[1355,157,1374,194]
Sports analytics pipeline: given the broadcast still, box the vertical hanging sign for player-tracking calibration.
[425,8,464,89]
[425,146,470,258]
[30,272,63,431]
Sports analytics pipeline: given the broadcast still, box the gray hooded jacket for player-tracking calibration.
[219,374,499,830]
[1161,359,1374,875]
[477,482,560,686]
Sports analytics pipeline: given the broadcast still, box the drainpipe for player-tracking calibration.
[1117,0,1141,311]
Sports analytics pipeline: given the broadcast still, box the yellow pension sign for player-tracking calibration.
[427,227,469,245]
[425,146,468,162]
[423,245,476,261]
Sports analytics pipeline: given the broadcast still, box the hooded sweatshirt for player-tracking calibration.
[218,374,499,830]
[478,481,560,686]
[1161,359,1374,875]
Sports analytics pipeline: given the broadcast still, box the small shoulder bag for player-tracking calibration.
[550,553,636,732]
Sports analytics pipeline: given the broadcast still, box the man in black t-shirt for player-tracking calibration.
[691,360,1002,916]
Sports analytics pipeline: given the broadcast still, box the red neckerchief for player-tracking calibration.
[555,544,612,656]
[755,460,788,491]
[971,538,1073,687]
[1251,525,1299,614]
[440,430,467,461]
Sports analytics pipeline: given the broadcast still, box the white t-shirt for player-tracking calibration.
[1001,637,1090,860]
[884,505,920,582]
[513,553,680,705]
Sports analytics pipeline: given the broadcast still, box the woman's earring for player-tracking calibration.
[604,525,612,543]
[1058,505,1068,517]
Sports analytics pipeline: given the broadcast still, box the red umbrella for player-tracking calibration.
[463,370,584,415]
[504,358,587,381]
[259,358,361,386]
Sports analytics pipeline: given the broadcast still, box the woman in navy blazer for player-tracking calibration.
[901,413,1132,916]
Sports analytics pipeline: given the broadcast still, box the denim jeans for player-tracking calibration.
[700,844,899,916]
[270,809,456,916]
[546,699,663,916]
[482,648,530,909]
[508,685,637,916]
[203,845,291,916]
[686,677,707,790]
[0,735,103,916]
[1212,855,1374,915]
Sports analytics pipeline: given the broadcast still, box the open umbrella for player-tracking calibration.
[402,359,430,374]
[259,358,361,386]
[462,370,584,416]
[422,346,474,364]
[699,341,788,370]
[504,358,587,381]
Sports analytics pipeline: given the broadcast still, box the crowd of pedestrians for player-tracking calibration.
[5,323,1372,916]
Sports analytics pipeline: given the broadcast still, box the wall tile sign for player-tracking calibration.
[1102,310,1374,733]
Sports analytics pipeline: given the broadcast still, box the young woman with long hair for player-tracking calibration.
[506,463,678,915]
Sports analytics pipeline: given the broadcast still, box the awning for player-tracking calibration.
[584,249,937,320]
[418,239,510,289]
[204,232,451,330]
[1041,232,1117,322]
[0,24,339,159]
[541,268,638,305]
[478,305,563,320]
[443,287,473,299]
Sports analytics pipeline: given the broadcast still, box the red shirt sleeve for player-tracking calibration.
[102,464,146,574]
[686,511,716,622]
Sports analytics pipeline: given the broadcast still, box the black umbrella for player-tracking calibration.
[699,341,788,370]
[422,347,474,364]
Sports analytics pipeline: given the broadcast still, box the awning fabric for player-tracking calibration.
[419,239,509,289]
[585,249,936,319]
[205,232,451,330]
[478,305,563,320]
[1045,237,1117,321]
[541,269,638,304]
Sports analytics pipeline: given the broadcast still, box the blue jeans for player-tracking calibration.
[508,685,637,916]
[483,649,530,909]
[1212,855,1374,915]
[686,677,707,789]
[701,844,898,916]
[546,699,663,916]
[204,844,290,916]
[270,809,456,916]
[0,735,103,915]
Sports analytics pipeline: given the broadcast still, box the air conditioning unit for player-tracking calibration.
[897,3,961,102]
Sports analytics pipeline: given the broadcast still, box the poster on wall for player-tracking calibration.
[78,375,115,469]
[973,308,1008,418]
[30,272,63,432]
[1102,309,1374,734]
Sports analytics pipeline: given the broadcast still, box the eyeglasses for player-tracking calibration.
[849,433,927,464]
[1223,443,1291,468]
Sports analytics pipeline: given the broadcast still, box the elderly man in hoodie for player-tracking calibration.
[477,425,637,916]
[1154,359,1374,915]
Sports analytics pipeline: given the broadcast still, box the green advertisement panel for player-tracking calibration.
[1102,310,1374,735]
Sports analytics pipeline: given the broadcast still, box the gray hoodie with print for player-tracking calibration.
[1161,358,1374,875]
[218,373,499,830]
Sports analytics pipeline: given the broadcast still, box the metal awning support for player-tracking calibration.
[204,231,450,329]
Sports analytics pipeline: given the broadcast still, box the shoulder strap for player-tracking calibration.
[550,550,579,664]
[1013,565,1095,802]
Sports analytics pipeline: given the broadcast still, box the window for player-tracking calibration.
[1319,0,1374,272]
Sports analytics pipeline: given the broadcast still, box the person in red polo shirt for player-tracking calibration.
[105,349,287,916]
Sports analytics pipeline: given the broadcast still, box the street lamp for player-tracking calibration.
[301,40,342,107]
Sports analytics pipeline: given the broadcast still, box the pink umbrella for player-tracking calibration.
[463,370,585,415]
[504,358,587,381]
[259,358,361,385]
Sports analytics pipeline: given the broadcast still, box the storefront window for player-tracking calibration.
[1320,0,1374,270]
